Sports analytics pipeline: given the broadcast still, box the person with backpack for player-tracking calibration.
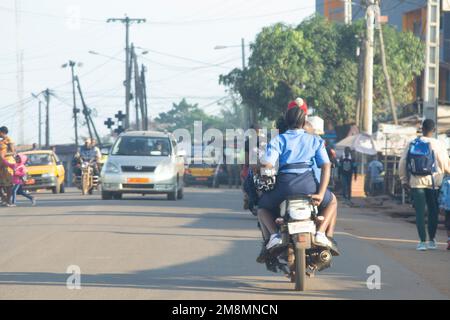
[1,153,36,206]
[399,119,450,251]
[338,147,357,203]
[438,175,450,250]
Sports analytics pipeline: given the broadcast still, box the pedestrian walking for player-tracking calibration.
[438,175,450,250]
[368,153,384,196]
[1,154,36,206]
[338,147,357,203]
[399,119,450,251]
[0,126,15,206]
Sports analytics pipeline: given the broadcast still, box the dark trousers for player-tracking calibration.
[226,164,240,188]
[12,184,33,204]
[341,174,352,200]
[411,188,439,242]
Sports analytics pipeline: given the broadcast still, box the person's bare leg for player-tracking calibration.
[326,204,337,237]
[257,208,277,234]
[317,194,337,234]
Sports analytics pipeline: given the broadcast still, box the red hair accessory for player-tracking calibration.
[287,98,308,114]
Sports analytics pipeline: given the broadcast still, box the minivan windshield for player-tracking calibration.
[111,136,172,156]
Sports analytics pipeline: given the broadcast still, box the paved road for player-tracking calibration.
[0,187,448,299]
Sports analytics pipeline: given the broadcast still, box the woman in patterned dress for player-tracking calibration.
[0,126,15,206]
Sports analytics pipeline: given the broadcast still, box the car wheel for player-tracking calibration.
[52,184,60,194]
[177,186,184,199]
[102,191,113,200]
[113,193,122,200]
[60,183,65,193]
[167,184,178,201]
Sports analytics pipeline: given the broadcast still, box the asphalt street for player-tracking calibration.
[0,187,448,299]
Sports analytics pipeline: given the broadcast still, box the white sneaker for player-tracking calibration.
[266,233,282,250]
[427,240,437,250]
[315,232,332,247]
[416,242,427,251]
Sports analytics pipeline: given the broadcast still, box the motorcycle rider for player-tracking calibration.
[77,138,101,177]
[257,98,338,251]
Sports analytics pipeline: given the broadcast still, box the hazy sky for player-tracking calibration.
[1,0,316,145]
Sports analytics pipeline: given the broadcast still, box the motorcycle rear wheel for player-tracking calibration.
[294,245,306,291]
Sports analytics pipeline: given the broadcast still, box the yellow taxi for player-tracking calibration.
[22,150,66,194]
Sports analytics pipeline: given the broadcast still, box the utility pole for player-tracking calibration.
[344,0,352,25]
[62,60,81,148]
[31,92,43,148]
[355,35,364,128]
[362,0,376,135]
[44,88,51,148]
[107,15,146,130]
[74,76,103,147]
[38,100,42,148]
[375,1,398,125]
[423,0,440,125]
[131,44,141,130]
[141,64,149,130]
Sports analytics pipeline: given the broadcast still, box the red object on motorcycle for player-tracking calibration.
[296,233,311,249]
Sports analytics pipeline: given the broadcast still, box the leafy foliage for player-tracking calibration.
[220,15,425,126]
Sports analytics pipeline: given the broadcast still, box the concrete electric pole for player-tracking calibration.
[44,89,51,148]
[107,15,146,130]
[362,0,376,135]
[344,0,352,25]
[423,0,440,124]
[62,60,81,148]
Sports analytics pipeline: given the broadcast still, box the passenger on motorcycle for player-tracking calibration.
[74,138,101,177]
[257,99,338,252]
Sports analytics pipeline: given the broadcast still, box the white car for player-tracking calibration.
[101,131,185,200]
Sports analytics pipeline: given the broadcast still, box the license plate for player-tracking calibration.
[127,178,150,183]
[196,177,208,181]
[191,169,213,177]
[287,221,316,235]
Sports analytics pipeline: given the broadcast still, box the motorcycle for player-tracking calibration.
[74,160,99,195]
[254,172,335,291]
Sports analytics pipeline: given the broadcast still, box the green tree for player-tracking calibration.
[154,98,221,135]
[220,15,425,126]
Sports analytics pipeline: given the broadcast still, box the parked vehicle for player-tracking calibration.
[101,131,185,200]
[269,196,333,291]
[184,157,222,188]
[22,150,65,194]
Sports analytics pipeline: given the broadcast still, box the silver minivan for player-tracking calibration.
[101,131,185,200]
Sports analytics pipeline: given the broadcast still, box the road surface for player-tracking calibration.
[0,187,448,299]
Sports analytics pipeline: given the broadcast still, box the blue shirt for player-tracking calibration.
[263,129,330,174]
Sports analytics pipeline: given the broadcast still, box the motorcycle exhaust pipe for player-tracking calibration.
[319,250,332,263]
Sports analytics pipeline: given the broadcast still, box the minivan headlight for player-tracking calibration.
[155,162,175,180]
[104,161,121,174]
